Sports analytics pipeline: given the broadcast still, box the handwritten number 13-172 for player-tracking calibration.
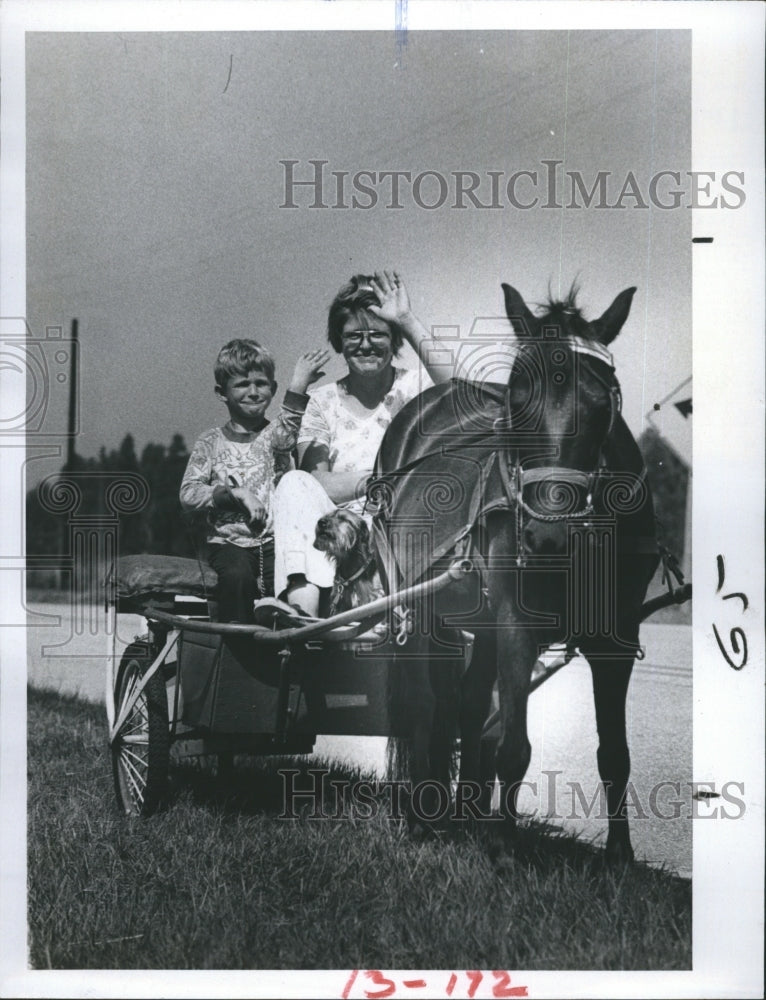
[342,970,528,998]
[714,554,748,670]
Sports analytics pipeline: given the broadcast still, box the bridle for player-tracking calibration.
[496,336,623,564]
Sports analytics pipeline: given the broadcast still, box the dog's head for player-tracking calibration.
[313,508,371,564]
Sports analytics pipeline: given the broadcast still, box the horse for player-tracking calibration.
[370,282,659,863]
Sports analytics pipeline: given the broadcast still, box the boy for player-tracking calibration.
[180,339,329,622]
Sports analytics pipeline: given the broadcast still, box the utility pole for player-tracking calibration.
[59,319,78,590]
[66,319,78,468]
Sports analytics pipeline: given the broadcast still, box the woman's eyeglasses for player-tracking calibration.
[341,329,392,346]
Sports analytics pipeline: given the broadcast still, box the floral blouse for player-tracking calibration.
[297,367,431,512]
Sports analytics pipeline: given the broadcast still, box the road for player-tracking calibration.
[25,600,692,876]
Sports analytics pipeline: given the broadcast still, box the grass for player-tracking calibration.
[28,686,691,970]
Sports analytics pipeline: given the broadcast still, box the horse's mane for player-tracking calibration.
[532,284,593,339]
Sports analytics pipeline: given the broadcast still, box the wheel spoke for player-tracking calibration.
[120,756,145,805]
[121,669,139,707]
[118,665,150,733]
[120,748,148,792]
[123,709,148,737]
[113,650,169,816]
[122,746,149,772]
[121,686,149,735]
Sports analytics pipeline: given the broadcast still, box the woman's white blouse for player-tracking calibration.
[297,367,431,475]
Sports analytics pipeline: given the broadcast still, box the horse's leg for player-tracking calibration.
[420,625,463,829]
[587,653,635,865]
[458,630,498,820]
[387,629,442,833]
[584,544,656,864]
[428,649,459,787]
[494,622,538,849]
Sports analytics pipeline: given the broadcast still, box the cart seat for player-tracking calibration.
[110,554,218,613]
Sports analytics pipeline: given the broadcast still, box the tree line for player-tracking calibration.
[26,434,197,585]
[26,428,689,587]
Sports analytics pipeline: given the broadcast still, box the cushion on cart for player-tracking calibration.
[110,555,217,610]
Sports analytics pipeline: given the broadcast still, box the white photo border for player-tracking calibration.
[1,2,763,998]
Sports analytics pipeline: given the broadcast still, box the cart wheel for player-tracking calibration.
[111,641,170,817]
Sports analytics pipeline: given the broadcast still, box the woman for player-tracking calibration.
[273,269,451,616]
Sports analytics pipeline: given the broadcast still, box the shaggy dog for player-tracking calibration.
[313,509,384,615]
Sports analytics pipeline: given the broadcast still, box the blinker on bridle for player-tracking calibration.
[495,337,623,564]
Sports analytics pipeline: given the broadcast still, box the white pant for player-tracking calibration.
[272,470,337,597]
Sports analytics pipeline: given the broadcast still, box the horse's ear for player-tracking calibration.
[594,287,637,344]
[502,283,537,337]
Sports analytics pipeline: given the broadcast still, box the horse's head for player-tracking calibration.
[501,282,635,556]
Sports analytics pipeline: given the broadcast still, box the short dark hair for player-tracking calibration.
[326,274,403,355]
[214,339,276,388]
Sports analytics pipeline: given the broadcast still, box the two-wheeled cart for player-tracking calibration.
[107,554,690,817]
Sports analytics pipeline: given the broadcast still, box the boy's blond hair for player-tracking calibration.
[214,339,276,387]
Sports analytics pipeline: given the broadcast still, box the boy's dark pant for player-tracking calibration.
[207,541,275,623]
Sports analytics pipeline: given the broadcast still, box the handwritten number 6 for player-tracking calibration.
[713,624,747,670]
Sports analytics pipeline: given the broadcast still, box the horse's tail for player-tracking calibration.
[385,734,413,784]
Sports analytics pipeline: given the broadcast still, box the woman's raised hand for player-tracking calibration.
[369,269,412,326]
[370,270,452,384]
[289,347,331,395]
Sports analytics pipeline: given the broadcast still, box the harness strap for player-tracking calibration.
[659,540,686,589]
[520,466,593,490]
[567,336,614,367]
[497,443,517,506]
[500,450,596,524]
[367,442,481,516]
[371,517,402,594]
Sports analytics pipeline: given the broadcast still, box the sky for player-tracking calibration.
[24,28,691,482]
